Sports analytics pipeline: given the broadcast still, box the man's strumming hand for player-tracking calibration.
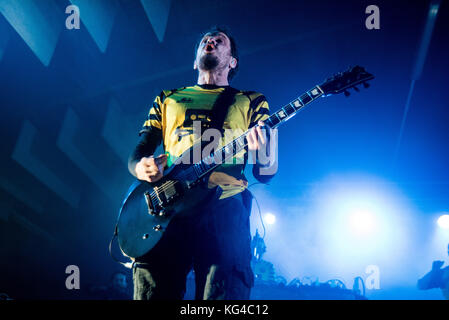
[135,154,167,183]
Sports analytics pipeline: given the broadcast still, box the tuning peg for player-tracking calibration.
[353,86,360,92]
[344,90,350,97]
[363,82,370,88]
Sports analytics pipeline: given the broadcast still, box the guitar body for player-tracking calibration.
[117,162,219,258]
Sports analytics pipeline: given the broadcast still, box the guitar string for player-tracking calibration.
[199,100,307,177]
[149,181,177,201]
[146,96,308,201]
[148,182,175,197]
[147,105,289,201]
[149,128,263,203]
[149,132,250,202]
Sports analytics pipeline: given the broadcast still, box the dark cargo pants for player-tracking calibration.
[132,189,254,300]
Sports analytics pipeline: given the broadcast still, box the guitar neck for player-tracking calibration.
[192,85,325,178]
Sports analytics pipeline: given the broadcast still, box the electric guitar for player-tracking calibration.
[116,66,374,259]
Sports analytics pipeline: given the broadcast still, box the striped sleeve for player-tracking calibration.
[249,93,270,128]
[139,92,164,135]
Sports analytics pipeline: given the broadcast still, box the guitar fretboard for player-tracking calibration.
[192,85,324,178]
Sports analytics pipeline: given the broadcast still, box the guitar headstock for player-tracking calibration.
[320,66,374,97]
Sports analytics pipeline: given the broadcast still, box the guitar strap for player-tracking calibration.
[198,86,239,194]
[208,86,239,132]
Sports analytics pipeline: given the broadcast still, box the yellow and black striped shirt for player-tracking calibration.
[140,84,270,199]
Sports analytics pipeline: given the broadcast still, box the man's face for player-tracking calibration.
[194,32,235,73]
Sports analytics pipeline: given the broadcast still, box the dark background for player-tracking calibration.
[0,0,448,299]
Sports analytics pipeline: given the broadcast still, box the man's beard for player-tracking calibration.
[199,54,219,71]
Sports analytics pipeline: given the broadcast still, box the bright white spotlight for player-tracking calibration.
[264,213,276,225]
[348,209,378,236]
[437,214,449,229]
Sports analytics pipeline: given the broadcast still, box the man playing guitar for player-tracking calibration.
[127,26,276,300]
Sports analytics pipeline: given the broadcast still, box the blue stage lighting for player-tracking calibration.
[437,214,449,229]
[348,209,378,237]
[70,0,119,53]
[264,213,276,225]
[307,173,412,281]
[141,0,172,43]
[0,0,62,66]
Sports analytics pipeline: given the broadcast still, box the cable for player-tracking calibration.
[109,225,133,269]
[247,182,268,239]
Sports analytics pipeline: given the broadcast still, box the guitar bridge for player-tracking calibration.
[144,191,155,215]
